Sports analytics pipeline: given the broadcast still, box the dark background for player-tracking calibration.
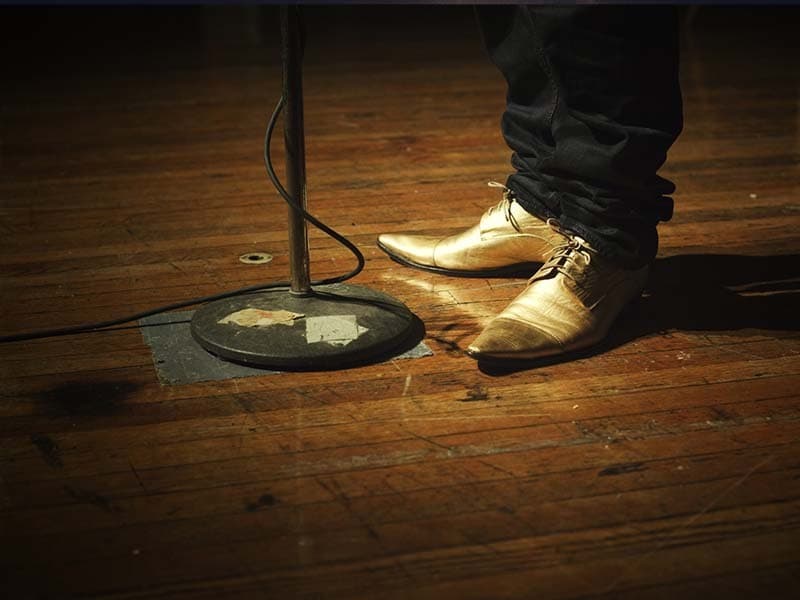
[3,5,800,81]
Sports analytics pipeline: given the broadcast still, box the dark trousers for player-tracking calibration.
[476,6,683,268]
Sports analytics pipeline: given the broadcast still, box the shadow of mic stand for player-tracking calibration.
[190,6,420,371]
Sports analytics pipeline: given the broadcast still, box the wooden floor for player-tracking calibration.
[2,6,799,599]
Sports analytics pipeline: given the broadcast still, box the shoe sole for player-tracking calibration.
[377,240,541,279]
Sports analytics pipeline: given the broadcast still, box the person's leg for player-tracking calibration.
[477,5,683,268]
[378,5,683,361]
[466,5,683,360]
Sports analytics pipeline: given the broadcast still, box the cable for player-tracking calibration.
[0,98,365,344]
[264,96,364,286]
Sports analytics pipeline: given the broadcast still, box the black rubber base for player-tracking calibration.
[190,283,422,370]
[377,240,540,278]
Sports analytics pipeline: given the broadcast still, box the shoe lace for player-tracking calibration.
[486,181,522,231]
[533,220,593,283]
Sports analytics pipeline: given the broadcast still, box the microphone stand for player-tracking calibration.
[282,3,311,297]
[190,6,420,370]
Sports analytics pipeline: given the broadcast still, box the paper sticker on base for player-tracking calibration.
[219,308,304,328]
[305,315,368,346]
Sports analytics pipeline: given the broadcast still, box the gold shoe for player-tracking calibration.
[377,183,564,277]
[467,229,648,360]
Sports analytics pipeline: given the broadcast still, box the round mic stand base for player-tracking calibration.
[190,283,421,371]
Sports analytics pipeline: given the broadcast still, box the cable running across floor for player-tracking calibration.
[0,97,365,344]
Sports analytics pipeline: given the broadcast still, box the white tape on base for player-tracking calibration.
[305,315,368,347]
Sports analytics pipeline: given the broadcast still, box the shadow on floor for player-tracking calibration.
[33,380,143,417]
[632,253,800,333]
[479,252,800,375]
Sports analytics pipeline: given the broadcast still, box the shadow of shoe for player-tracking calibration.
[632,252,800,334]
[479,252,800,375]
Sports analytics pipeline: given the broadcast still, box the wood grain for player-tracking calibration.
[2,6,799,599]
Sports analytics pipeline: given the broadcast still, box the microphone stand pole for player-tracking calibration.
[282,5,311,296]
[190,6,419,370]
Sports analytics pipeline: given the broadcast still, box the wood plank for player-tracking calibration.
[2,5,800,599]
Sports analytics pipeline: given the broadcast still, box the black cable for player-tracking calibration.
[264,96,364,285]
[0,98,365,344]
